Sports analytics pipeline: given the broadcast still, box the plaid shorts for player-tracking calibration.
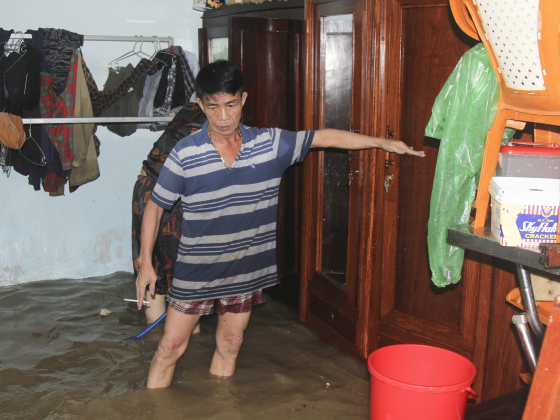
[167,290,265,316]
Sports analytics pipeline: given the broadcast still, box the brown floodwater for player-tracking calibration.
[0,273,369,419]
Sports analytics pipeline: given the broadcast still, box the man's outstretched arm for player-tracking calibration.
[311,128,425,157]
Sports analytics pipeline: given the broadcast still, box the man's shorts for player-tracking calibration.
[167,290,265,316]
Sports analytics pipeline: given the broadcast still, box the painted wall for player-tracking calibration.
[0,1,203,286]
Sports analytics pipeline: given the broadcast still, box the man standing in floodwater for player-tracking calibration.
[135,60,425,388]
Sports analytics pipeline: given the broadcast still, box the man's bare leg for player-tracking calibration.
[144,293,166,324]
[144,293,200,333]
[146,306,200,389]
[209,311,252,378]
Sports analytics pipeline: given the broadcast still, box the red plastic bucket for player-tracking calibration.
[368,344,477,420]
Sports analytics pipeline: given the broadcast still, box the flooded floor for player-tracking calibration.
[0,273,369,419]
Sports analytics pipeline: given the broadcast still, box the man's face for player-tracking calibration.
[196,91,248,138]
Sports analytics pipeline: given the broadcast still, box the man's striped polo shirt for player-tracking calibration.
[151,121,314,302]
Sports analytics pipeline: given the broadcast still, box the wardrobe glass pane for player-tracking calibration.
[320,17,353,289]
[210,38,228,62]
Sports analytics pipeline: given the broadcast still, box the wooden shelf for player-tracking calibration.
[447,225,560,276]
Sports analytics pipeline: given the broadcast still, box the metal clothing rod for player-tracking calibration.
[9,34,32,39]
[84,35,174,44]
[22,117,174,125]
[10,33,176,126]
[8,34,174,44]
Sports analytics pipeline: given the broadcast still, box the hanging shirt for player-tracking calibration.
[100,63,149,137]
[171,45,197,104]
[82,58,157,117]
[138,69,163,120]
[0,29,42,116]
[150,59,177,131]
[39,49,79,172]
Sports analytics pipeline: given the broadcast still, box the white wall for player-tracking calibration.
[0,0,203,286]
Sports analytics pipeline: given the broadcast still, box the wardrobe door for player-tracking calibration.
[372,0,528,400]
[374,0,478,353]
[230,17,305,297]
[300,0,373,358]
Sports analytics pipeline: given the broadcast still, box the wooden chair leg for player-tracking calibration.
[473,114,508,228]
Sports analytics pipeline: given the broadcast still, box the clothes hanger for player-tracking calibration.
[18,126,46,167]
[136,37,152,59]
[0,32,25,62]
[108,36,142,69]
[149,38,173,68]
[3,42,27,73]
[1,33,19,57]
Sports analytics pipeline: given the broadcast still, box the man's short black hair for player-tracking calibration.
[195,60,244,101]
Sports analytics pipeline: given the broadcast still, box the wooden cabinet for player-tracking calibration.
[300,0,526,401]
[200,0,527,402]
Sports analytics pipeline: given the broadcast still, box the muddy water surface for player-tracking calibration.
[0,273,369,419]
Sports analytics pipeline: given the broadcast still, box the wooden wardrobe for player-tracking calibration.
[199,0,527,401]
[299,0,526,402]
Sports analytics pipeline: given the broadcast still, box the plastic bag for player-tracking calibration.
[425,43,514,287]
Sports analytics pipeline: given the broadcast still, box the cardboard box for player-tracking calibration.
[531,271,560,301]
[489,177,560,248]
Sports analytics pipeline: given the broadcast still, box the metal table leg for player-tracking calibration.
[516,264,545,340]
[512,313,538,372]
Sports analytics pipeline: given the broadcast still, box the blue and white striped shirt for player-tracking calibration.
[151,121,314,302]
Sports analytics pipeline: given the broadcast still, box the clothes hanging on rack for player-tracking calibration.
[172,45,197,103]
[137,69,163,124]
[0,30,42,117]
[100,63,150,137]
[82,58,157,117]
[0,112,25,149]
[152,51,181,110]
[1,28,66,192]
[151,47,197,110]
[71,50,95,169]
[9,108,46,175]
[40,28,84,95]
[0,28,12,46]
[39,49,79,172]
[151,58,177,131]
[20,29,68,192]
[1,27,199,194]
[68,49,99,190]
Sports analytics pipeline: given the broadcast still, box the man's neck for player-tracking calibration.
[211,128,241,146]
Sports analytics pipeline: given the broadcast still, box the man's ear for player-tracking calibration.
[241,92,248,108]
[195,97,205,112]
